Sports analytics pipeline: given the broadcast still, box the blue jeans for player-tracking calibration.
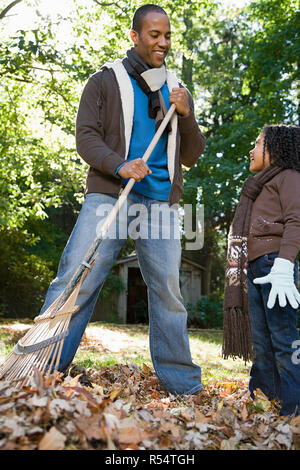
[39,192,202,395]
[247,252,300,415]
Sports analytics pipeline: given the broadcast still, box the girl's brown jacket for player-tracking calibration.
[248,169,300,263]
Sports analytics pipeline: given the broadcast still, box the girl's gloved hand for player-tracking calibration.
[253,257,300,309]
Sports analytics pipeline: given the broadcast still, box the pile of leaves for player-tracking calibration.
[1,363,300,450]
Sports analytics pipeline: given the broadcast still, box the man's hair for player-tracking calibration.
[262,124,300,171]
[132,4,168,33]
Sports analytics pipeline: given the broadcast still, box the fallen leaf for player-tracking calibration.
[194,409,210,423]
[38,426,66,450]
[289,415,300,434]
[118,425,142,445]
[76,415,105,441]
[159,436,172,448]
[3,418,25,439]
[109,389,122,401]
[253,389,272,412]
[91,383,104,395]
[217,400,224,411]
[30,395,48,407]
[103,413,119,432]
[142,363,152,375]
[137,409,154,422]
[241,404,248,421]
[63,374,82,388]
[292,433,300,450]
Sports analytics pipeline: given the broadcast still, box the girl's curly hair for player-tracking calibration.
[262,124,300,171]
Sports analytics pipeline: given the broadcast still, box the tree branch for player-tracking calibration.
[0,0,23,20]
[2,74,35,84]
[92,0,130,16]
[93,0,119,7]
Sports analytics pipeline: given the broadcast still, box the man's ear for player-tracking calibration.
[130,29,138,46]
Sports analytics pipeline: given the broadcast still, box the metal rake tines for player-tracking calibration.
[0,311,74,387]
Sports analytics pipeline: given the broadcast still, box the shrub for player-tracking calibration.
[0,229,54,318]
[186,296,223,329]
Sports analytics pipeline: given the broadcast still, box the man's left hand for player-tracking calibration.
[169,88,190,117]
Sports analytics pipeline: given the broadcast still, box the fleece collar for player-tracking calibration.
[140,65,167,92]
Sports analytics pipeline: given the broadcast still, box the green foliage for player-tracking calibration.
[186,297,224,329]
[182,0,299,231]
[0,228,54,318]
[99,272,125,299]
[0,0,299,319]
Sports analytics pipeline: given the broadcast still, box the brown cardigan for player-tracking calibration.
[248,169,300,263]
[75,67,206,204]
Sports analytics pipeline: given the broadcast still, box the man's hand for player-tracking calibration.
[117,158,152,182]
[169,87,190,117]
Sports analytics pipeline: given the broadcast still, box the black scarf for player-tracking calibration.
[122,48,171,133]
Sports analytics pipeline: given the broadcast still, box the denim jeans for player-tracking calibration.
[39,191,202,395]
[247,252,300,415]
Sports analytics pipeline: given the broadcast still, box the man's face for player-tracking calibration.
[130,12,171,68]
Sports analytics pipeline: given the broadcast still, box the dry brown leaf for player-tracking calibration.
[91,383,104,395]
[253,389,272,411]
[118,425,142,445]
[160,421,174,433]
[76,415,105,441]
[109,389,122,401]
[0,441,17,450]
[63,374,82,388]
[241,404,248,421]
[194,409,210,423]
[142,363,152,375]
[220,407,236,426]
[289,415,300,433]
[38,426,66,450]
[293,434,300,450]
[159,436,172,448]
[3,418,25,438]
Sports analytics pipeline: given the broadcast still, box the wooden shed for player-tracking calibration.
[92,253,205,324]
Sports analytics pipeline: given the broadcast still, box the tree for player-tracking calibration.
[1,0,298,316]
[180,0,299,297]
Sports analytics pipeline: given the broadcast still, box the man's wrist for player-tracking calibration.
[178,110,190,118]
[115,162,126,176]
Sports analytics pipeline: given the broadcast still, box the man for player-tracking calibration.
[40,4,206,395]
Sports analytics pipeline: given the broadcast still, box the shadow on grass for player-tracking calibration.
[189,329,223,345]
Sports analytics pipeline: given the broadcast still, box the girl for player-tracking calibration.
[223,124,300,416]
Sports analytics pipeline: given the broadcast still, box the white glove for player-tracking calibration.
[253,257,300,309]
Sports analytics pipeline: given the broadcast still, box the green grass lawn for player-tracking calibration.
[69,322,250,385]
[0,321,251,386]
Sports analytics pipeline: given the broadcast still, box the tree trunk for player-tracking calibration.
[202,252,213,296]
[181,3,194,94]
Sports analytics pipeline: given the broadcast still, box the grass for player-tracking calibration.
[74,322,251,384]
[0,320,251,385]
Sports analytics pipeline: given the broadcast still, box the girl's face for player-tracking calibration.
[249,132,270,172]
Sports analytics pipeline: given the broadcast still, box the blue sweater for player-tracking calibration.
[118,76,171,201]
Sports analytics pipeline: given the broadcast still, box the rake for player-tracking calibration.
[0,104,176,388]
